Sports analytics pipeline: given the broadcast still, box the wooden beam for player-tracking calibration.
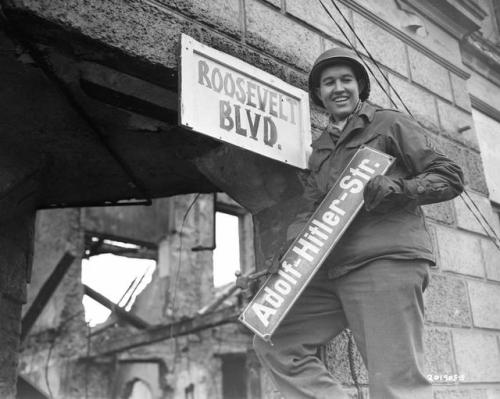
[90,305,240,357]
[83,284,151,330]
[21,252,75,342]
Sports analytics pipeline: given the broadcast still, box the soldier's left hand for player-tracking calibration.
[363,175,405,212]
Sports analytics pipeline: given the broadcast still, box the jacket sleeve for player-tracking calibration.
[388,115,464,205]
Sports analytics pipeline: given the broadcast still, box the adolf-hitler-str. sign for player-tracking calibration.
[179,34,311,169]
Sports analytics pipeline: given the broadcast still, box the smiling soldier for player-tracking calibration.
[253,47,465,399]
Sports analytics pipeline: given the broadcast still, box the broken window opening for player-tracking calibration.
[212,194,254,289]
[82,234,157,327]
[221,354,247,399]
[213,211,241,288]
[184,383,195,399]
[124,378,153,399]
[84,232,157,260]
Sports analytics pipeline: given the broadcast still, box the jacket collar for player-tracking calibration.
[358,101,376,123]
[311,102,376,150]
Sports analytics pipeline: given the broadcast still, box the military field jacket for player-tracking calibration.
[288,102,464,278]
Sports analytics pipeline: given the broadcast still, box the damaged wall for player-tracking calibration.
[18,208,116,399]
[19,193,259,399]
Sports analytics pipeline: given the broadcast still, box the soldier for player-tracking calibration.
[253,47,464,399]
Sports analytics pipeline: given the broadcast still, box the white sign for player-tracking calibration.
[179,34,311,169]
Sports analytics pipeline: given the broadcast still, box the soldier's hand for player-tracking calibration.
[267,239,294,274]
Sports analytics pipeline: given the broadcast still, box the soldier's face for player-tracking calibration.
[315,64,360,121]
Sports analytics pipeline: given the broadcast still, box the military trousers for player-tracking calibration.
[253,258,432,399]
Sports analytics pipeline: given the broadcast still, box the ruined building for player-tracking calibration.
[1,0,500,398]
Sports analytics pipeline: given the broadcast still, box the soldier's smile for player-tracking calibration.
[316,64,360,121]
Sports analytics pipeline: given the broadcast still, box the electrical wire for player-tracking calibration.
[117,275,140,308]
[460,192,500,250]
[122,266,151,310]
[463,190,500,242]
[323,0,414,117]
[318,0,398,109]
[41,309,86,399]
[169,193,202,318]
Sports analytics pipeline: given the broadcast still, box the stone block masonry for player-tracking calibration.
[463,150,490,195]
[454,191,500,236]
[467,280,500,330]
[325,330,368,385]
[481,239,500,282]
[352,11,408,77]
[245,0,322,72]
[361,59,391,108]
[434,387,489,398]
[437,100,479,150]
[450,73,472,112]
[453,329,500,383]
[422,201,455,225]
[407,47,453,102]
[424,328,455,378]
[158,0,242,39]
[15,0,201,69]
[435,225,485,277]
[424,274,472,327]
[388,73,439,126]
[286,0,351,45]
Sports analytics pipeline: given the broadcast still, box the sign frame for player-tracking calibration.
[179,34,312,169]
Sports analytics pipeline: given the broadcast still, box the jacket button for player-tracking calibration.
[417,185,425,194]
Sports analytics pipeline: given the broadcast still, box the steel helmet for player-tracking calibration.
[309,47,370,107]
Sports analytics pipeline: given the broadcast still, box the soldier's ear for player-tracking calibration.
[358,79,365,93]
[315,88,322,102]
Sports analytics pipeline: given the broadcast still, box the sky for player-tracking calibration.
[212,211,241,287]
[81,254,155,326]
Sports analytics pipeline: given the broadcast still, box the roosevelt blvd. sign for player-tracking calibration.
[179,34,311,169]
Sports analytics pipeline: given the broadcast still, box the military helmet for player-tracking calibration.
[309,47,371,107]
